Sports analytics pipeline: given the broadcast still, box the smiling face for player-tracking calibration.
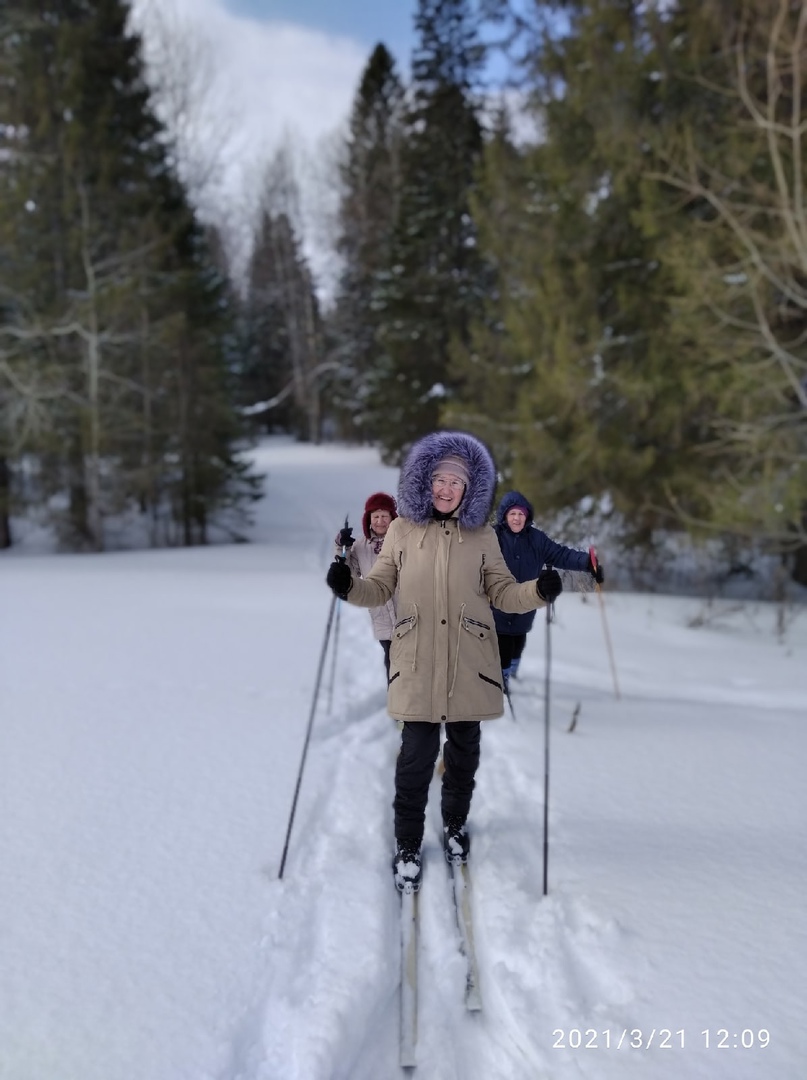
[506,508,527,533]
[431,473,466,514]
[370,509,392,536]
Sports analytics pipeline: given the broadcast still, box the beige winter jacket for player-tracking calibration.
[345,515,546,723]
[335,535,397,641]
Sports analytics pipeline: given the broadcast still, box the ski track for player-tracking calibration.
[464,702,641,1080]
[236,605,645,1080]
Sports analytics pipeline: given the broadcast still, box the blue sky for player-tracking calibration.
[222,0,417,63]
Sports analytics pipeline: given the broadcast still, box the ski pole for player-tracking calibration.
[542,576,553,897]
[278,591,337,878]
[278,515,349,879]
[589,546,620,700]
[326,598,341,715]
[326,516,350,715]
[505,684,516,722]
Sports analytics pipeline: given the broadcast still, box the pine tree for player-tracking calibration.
[241,207,322,442]
[446,0,807,584]
[645,0,807,580]
[369,0,486,460]
[328,43,404,440]
[0,0,259,549]
[442,111,531,483]
[444,3,718,537]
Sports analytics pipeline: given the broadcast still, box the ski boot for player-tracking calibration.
[442,816,470,865]
[393,838,423,893]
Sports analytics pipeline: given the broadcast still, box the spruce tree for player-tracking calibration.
[443,112,531,483]
[241,208,322,442]
[447,0,807,584]
[0,0,259,549]
[646,0,807,581]
[370,0,486,460]
[447,1,729,543]
[328,43,404,441]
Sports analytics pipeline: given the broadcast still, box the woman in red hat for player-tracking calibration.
[335,492,398,678]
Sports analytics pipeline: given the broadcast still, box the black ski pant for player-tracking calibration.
[380,639,391,681]
[393,720,481,842]
[497,632,527,671]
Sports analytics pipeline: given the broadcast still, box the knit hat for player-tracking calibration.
[507,505,529,518]
[363,491,397,539]
[431,455,470,486]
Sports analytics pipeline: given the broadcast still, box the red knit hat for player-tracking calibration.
[363,491,398,538]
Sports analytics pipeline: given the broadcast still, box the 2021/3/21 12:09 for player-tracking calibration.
[552,1028,770,1049]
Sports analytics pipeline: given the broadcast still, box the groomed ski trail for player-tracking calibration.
[234,602,642,1080]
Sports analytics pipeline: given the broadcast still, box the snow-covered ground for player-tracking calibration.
[2,437,805,1080]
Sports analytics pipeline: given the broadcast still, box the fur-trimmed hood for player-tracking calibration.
[397,430,496,529]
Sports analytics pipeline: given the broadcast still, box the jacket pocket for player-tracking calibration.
[394,614,417,637]
[391,612,418,673]
[462,615,491,641]
[461,615,499,685]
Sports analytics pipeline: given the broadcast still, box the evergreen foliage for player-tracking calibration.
[444,0,807,583]
[4,0,804,585]
[328,43,404,441]
[368,0,487,461]
[237,141,324,444]
[0,0,259,550]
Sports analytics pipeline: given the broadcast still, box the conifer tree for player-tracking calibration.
[448,2,731,542]
[442,112,531,483]
[0,0,259,548]
[241,207,322,442]
[448,0,806,583]
[369,0,486,460]
[645,0,807,580]
[328,43,404,440]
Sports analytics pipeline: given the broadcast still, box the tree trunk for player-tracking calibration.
[67,432,92,549]
[792,525,807,588]
[0,456,11,549]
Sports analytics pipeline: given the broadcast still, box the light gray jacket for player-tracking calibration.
[335,534,397,641]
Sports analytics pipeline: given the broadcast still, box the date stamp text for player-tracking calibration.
[552,1028,771,1050]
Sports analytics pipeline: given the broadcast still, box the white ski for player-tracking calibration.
[449,860,482,1011]
[399,886,419,1067]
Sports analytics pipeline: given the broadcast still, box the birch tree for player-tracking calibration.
[647,0,807,573]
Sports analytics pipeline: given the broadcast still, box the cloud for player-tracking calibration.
[132,0,365,147]
[129,0,366,288]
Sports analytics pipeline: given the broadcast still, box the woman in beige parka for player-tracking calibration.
[326,430,562,893]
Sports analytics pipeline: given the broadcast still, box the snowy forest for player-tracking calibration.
[2,0,807,596]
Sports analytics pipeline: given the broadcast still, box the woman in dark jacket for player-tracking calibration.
[492,490,603,687]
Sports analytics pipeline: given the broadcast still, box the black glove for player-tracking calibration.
[326,558,353,599]
[587,553,604,585]
[336,526,355,549]
[536,568,562,603]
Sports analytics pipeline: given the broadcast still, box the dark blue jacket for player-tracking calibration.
[492,490,591,636]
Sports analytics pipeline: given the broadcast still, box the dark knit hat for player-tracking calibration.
[363,491,397,538]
